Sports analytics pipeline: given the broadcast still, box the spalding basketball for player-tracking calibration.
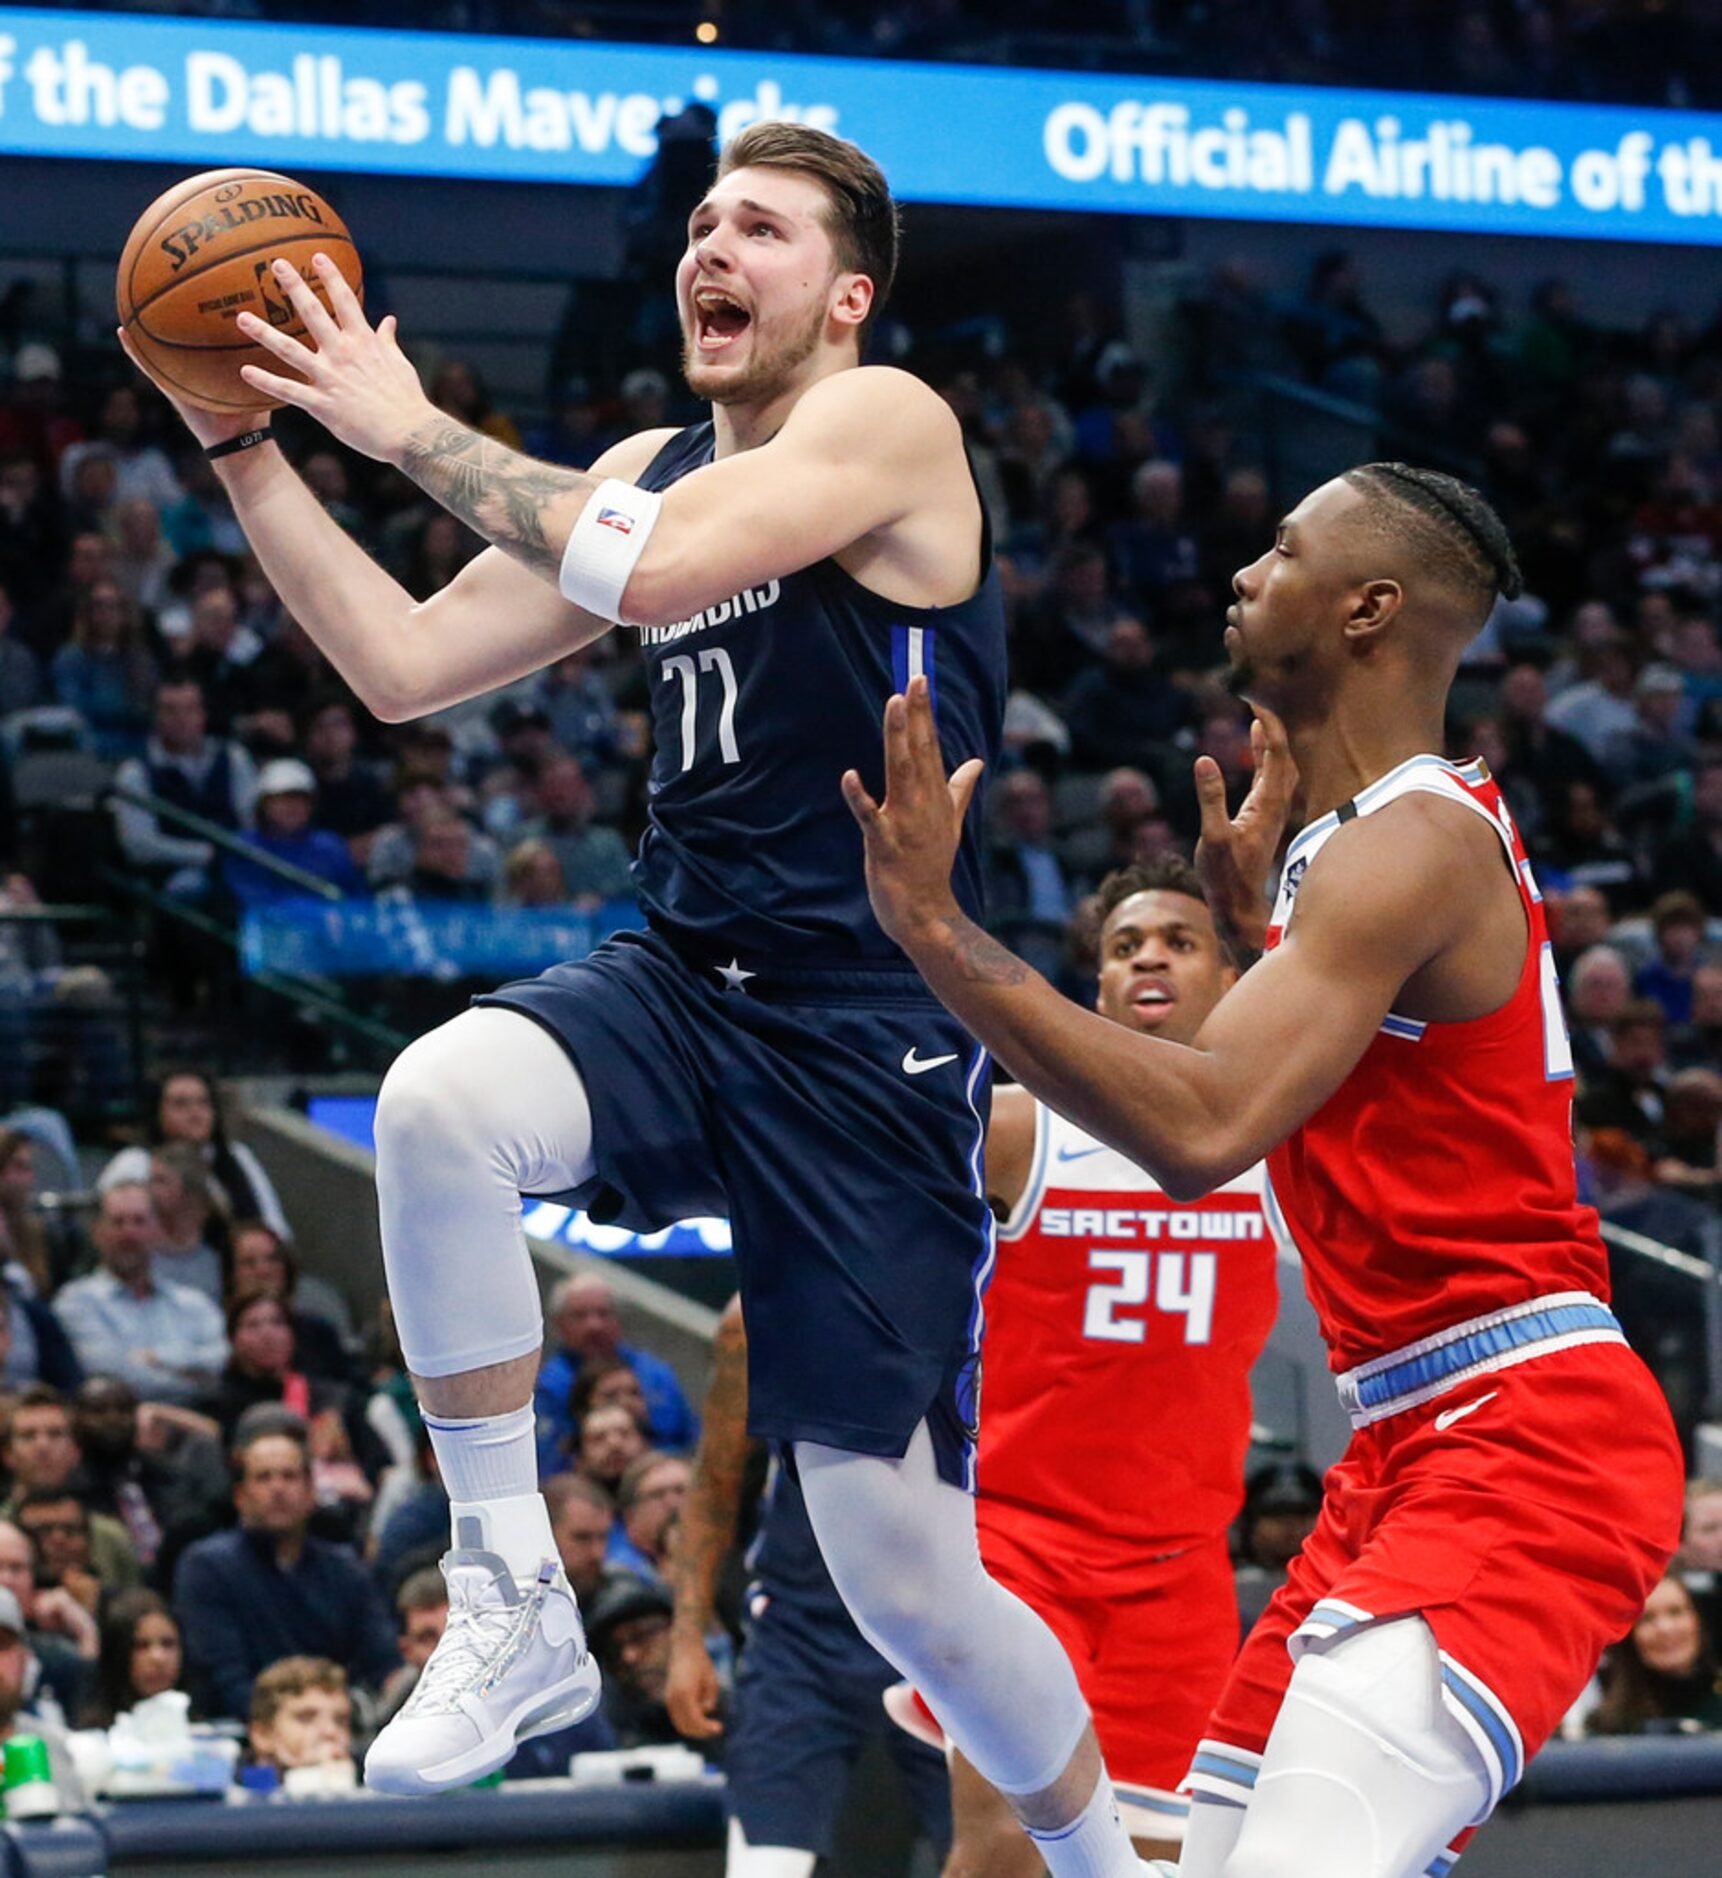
[117,169,363,413]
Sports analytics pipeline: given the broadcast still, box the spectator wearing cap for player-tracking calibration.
[222,758,364,911]
[608,1452,690,1586]
[585,1575,682,1749]
[52,1183,228,1407]
[0,1583,88,1804]
[1233,1461,1323,1634]
[509,756,632,908]
[1637,892,1713,1027]
[111,679,256,899]
[173,1419,397,1720]
[535,1275,699,1461]
[300,697,395,862]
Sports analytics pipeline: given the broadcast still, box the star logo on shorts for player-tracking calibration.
[716,958,756,993]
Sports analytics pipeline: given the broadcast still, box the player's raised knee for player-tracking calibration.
[374,1023,478,1161]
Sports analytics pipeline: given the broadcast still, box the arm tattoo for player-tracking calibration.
[670,1312,755,1636]
[396,418,597,582]
[943,914,1033,986]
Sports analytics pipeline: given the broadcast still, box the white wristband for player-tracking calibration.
[558,478,664,622]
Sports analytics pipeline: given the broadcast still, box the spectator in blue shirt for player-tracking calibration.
[52,1184,227,1407]
[534,1274,698,1469]
[1636,891,1713,1028]
[173,1419,398,1720]
[222,759,364,911]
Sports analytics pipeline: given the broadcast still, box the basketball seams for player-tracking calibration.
[120,168,294,320]
[117,169,362,411]
[124,229,358,327]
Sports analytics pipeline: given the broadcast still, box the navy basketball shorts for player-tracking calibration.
[477,929,996,1488]
[725,1589,952,1858]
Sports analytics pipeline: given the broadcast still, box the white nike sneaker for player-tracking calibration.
[363,1549,601,1796]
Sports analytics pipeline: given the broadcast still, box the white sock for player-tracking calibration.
[425,1404,554,1579]
[1025,1771,1141,1878]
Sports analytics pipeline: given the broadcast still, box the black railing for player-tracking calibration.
[99,785,409,1070]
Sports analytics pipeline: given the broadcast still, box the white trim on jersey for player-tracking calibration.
[1271,756,1529,1047]
[997,1094,1051,1242]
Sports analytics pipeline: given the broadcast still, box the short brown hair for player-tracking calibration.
[250,1656,347,1728]
[716,123,899,349]
[396,1568,448,1618]
[4,1385,70,1447]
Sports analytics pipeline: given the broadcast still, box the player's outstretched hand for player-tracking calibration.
[115,325,268,453]
[1194,703,1298,968]
[234,253,431,463]
[666,1627,726,1741]
[842,675,984,948]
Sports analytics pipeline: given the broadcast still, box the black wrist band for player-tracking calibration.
[205,426,272,461]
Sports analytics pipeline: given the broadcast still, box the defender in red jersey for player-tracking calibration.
[939,860,1281,1872]
[848,462,1684,1878]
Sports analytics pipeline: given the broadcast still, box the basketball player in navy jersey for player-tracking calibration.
[121,125,1150,1873]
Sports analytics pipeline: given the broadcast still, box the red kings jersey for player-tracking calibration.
[1264,754,1609,1372]
[978,1102,1280,1557]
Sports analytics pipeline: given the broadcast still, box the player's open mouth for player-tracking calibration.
[1132,985,1174,1011]
[694,287,751,351]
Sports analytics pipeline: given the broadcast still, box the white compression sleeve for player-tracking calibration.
[373,1005,597,1378]
[1217,1617,1490,1878]
[795,1422,1093,1801]
[725,1818,817,1878]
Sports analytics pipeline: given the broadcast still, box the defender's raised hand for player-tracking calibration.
[236,253,431,463]
[842,676,985,948]
[1194,704,1298,971]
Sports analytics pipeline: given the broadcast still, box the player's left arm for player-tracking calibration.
[666,1295,754,1741]
[236,261,957,619]
[846,680,1478,1198]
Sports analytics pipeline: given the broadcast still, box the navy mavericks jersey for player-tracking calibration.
[630,421,1007,965]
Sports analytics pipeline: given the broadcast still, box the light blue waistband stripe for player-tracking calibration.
[1442,1664,1523,1789]
[1189,1752,1259,1790]
[1355,1302,1620,1411]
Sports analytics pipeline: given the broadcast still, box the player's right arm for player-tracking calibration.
[118,329,670,722]
[666,1293,754,1741]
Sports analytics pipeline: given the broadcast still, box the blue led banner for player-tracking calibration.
[3,8,1722,242]
[306,1095,733,1258]
[239,893,639,980]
